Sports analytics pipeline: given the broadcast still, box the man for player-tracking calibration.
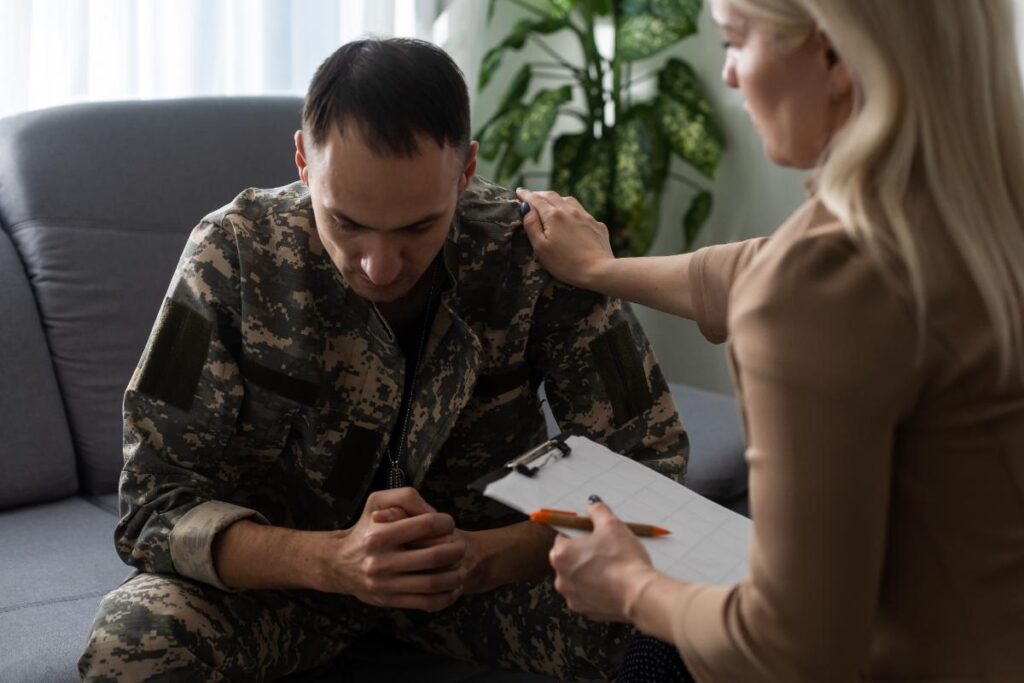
[80,38,686,681]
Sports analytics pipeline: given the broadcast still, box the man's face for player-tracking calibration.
[296,125,477,304]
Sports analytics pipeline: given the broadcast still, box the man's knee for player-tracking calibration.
[79,573,228,682]
[395,577,633,681]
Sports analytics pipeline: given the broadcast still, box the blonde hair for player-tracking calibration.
[729,0,1024,382]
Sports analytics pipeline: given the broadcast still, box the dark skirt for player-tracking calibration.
[617,634,698,682]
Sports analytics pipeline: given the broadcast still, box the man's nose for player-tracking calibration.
[360,240,402,286]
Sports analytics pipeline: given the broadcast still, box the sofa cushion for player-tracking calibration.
[0,227,77,510]
[671,384,748,503]
[0,98,304,494]
[0,495,127,682]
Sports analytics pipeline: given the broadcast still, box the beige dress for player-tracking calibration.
[672,197,1024,682]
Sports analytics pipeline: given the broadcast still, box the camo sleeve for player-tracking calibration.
[116,217,268,591]
[530,280,688,482]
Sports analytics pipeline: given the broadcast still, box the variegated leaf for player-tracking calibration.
[497,64,532,116]
[549,132,589,195]
[513,85,573,161]
[612,114,655,216]
[479,106,527,162]
[683,190,712,250]
[657,94,723,178]
[616,0,701,61]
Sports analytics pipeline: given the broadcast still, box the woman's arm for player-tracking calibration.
[516,188,767,330]
[517,188,696,317]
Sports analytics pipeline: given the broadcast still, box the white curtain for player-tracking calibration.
[0,0,436,118]
[1019,0,1024,76]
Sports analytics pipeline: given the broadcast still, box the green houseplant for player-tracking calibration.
[476,0,723,255]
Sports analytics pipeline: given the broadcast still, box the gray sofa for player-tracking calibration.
[0,97,748,682]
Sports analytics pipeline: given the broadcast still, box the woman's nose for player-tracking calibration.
[721,56,739,89]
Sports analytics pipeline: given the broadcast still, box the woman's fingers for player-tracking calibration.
[587,500,623,530]
[514,186,614,289]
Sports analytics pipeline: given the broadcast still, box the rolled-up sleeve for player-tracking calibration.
[116,217,267,590]
[689,238,769,344]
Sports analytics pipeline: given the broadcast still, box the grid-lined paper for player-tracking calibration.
[484,435,751,585]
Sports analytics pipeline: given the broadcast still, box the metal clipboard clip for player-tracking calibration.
[504,434,571,477]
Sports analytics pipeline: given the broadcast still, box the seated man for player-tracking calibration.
[79,38,686,682]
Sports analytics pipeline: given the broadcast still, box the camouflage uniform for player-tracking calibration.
[79,178,687,681]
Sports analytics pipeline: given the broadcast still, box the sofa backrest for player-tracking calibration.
[0,97,303,502]
[0,227,78,509]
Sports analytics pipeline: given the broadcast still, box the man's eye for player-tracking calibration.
[721,40,733,50]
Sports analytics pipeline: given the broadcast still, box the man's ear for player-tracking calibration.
[817,30,852,101]
[295,129,311,185]
[457,140,479,194]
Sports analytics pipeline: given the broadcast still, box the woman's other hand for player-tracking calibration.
[516,188,615,290]
[548,497,662,623]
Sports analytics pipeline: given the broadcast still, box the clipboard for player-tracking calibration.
[470,434,751,586]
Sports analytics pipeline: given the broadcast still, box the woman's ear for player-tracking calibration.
[817,29,851,102]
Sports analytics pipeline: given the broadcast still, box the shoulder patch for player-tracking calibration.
[136,298,212,411]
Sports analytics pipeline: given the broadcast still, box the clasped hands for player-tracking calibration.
[319,487,480,612]
[318,486,662,621]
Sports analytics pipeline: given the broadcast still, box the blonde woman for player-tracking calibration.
[516,0,1024,680]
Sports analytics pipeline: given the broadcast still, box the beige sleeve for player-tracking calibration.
[670,234,918,681]
[169,501,269,591]
[689,238,770,343]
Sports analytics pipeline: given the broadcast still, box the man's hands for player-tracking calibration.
[316,488,477,612]
[214,487,555,612]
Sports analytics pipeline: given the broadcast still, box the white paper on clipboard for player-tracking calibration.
[478,435,751,585]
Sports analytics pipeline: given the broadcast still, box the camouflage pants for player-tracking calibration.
[79,571,632,682]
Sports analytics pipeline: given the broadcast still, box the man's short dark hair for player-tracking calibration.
[303,38,470,158]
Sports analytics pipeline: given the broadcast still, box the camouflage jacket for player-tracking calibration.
[117,178,687,590]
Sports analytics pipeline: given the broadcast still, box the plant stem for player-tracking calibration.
[670,171,704,192]
[528,61,576,72]
[611,43,622,128]
[529,36,588,81]
[578,4,605,136]
[507,0,548,19]
[626,63,632,108]
[561,109,590,123]
[624,70,660,88]
[533,71,576,80]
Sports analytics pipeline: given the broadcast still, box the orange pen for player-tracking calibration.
[529,508,671,537]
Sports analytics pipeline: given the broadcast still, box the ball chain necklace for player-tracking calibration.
[384,259,440,489]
